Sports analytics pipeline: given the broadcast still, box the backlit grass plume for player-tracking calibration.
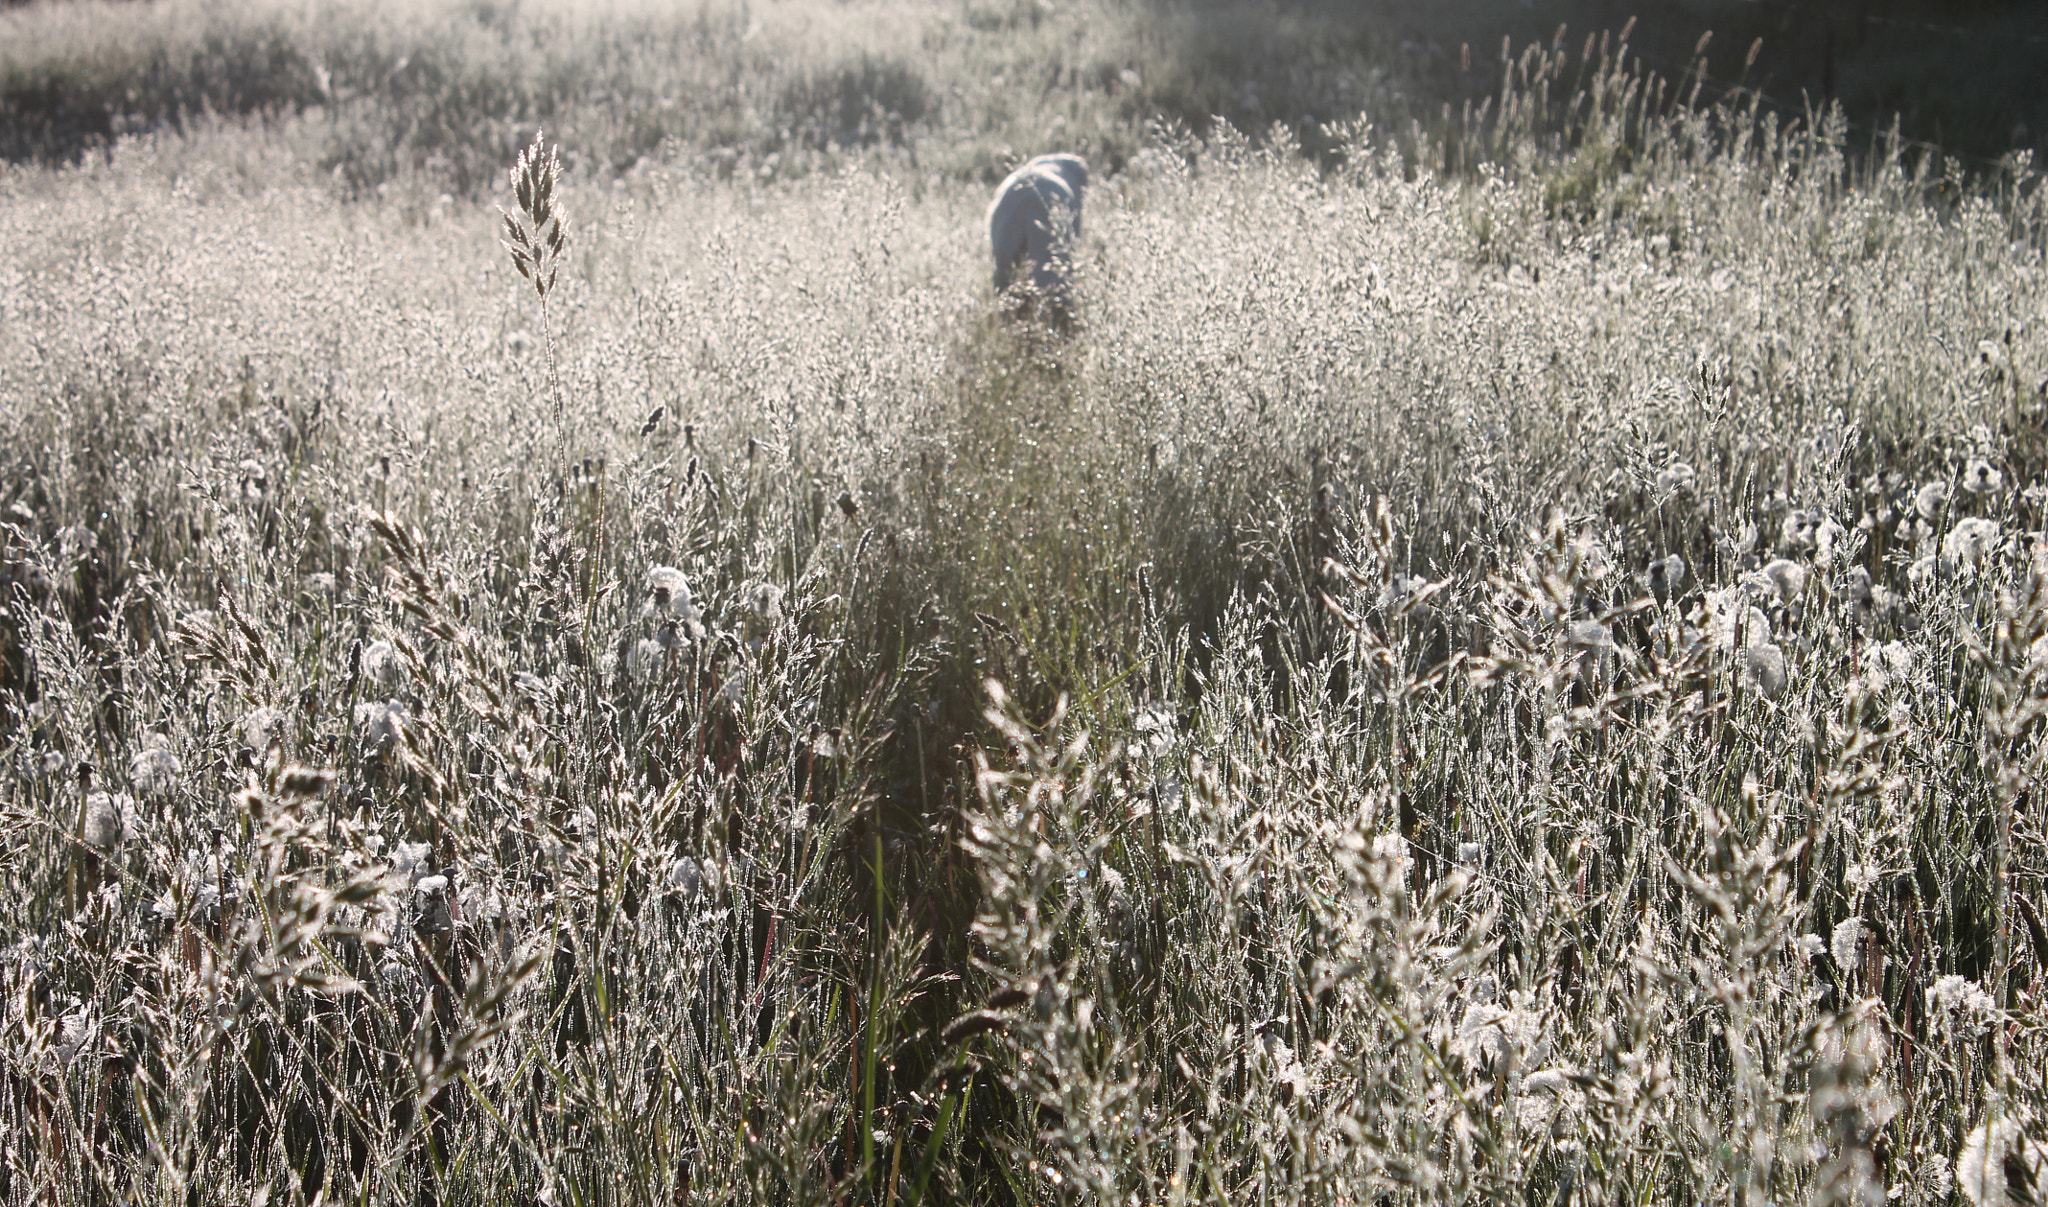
[500,128,568,301]
[500,128,573,486]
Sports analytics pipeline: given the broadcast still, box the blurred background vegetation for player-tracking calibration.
[2,0,2043,195]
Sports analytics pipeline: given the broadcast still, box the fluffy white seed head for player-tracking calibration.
[1914,481,1948,522]
[1756,558,1807,601]
[1654,462,1695,498]
[1780,509,1821,553]
[644,565,701,622]
[355,700,410,752]
[128,736,181,795]
[362,640,406,690]
[741,580,785,626]
[1704,587,1772,652]
[81,790,135,854]
[1962,458,2004,496]
[1742,642,1787,700]
[1643,554,1688,603]
[1944,517,2001,570]
[626,637,666,678]
[243,706,284,753]
[1925,975,2000,1036]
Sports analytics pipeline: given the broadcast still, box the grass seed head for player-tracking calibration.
[500,129,570,300]
[1956,1111,2048,1207]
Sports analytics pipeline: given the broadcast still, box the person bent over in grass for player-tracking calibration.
[989,152,1088,330]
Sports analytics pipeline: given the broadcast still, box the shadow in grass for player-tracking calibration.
[1120,0,2048,171]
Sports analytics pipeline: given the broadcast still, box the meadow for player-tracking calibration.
[2,0,2048,1203]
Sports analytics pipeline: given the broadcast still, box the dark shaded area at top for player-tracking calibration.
[1139,0,2048,171]
[0,0,2043,182]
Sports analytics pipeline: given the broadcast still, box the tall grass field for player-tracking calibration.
[2,0,2048,1202]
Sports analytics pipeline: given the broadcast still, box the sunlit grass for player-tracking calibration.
[3,7,2048,1205]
